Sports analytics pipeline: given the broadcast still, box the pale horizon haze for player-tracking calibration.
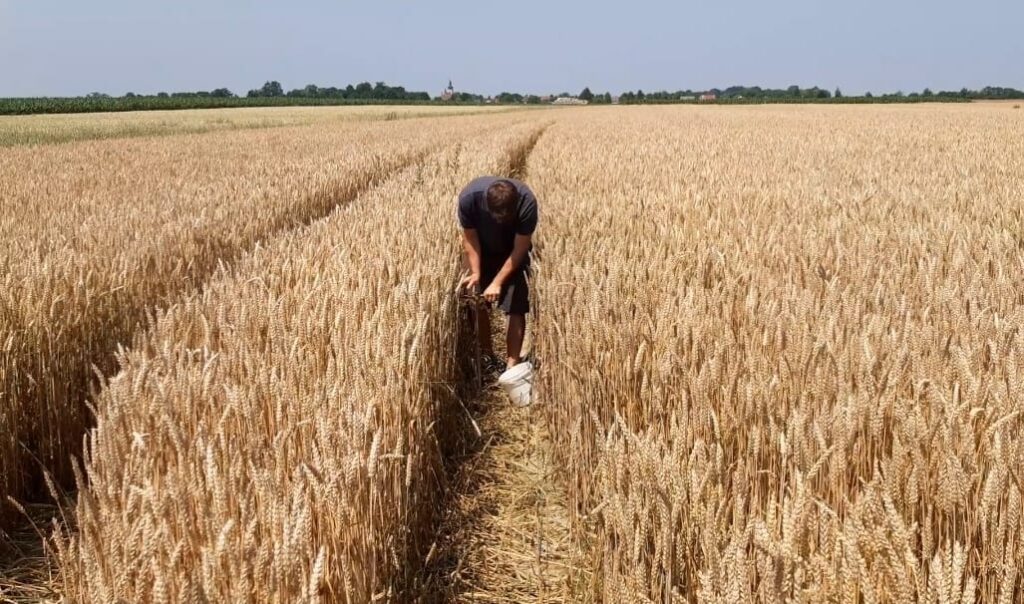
[1,0,1022,97]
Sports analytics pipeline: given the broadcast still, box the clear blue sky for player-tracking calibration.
[2,0,1021,97]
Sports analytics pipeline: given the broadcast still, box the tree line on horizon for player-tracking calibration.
[79,81,1024,103]
[1,80,1021,116]
[616,84,1024,103]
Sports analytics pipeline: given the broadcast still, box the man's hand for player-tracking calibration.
[459,272,481,294]
[482,280,502,303]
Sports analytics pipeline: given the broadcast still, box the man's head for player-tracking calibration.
[486,180,520,224]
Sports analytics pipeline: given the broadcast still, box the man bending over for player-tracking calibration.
[457,177,538,371]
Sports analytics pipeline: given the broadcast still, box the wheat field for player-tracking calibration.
[1,103,1022,602]
[0,105,518,147]
[0,108,524,525]
[530,104,1024,602]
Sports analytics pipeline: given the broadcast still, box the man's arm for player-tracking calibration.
[482,234,531,302]
[460,228,484,292]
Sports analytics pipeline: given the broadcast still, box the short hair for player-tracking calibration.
[485,180,519,224]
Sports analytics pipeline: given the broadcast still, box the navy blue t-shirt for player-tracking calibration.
[457,176,538,262]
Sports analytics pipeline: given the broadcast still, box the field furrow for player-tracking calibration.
[418,130,587,603]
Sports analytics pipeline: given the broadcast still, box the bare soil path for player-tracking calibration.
[0,503,59,603]
[421,365,587,603]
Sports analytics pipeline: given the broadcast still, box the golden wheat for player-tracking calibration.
[0,110,535,530]
[0,105,518,147]
[531,104,1024,602]
[3,103,1021,603]
[55,122,547,602]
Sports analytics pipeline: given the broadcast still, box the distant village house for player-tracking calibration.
[552,96,589,105]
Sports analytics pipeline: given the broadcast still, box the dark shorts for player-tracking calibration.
[481,258,530,315]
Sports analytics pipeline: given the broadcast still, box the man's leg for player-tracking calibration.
[506,314,526,369]
[502,268,530,369]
